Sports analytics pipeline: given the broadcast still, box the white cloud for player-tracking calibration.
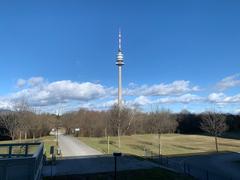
[216,74,240,91]
[5,78,203,111]
[16,78,26,88]
[126,94,203,108]
[234,109,240,114]
[16,76,44,88]
[124,80,199,96]
[0,99,12,109]
[208,93,225,103]
[101,99,118,108]
[208,93,240,104]
[128,96,152,107]
[11,79,107,107]
[4,75,240,113]
[28,77,44,86]
[157,94,204,104]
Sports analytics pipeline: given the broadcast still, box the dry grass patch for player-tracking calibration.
[80,134,240,156]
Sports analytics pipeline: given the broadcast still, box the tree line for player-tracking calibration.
[0,104,239,141]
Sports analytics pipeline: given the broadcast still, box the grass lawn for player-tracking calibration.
[44,168,193,180]
[79,134,240,156]
[0,136,57,158]
[40,136,58,157]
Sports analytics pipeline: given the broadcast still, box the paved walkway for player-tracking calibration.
[58,135,102,156]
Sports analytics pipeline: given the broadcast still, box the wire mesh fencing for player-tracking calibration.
[142,151,235,180]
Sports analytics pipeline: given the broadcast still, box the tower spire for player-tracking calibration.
[118,28,122,52]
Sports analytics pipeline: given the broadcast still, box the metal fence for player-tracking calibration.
[0,142,41,158]
[149,155,234,180]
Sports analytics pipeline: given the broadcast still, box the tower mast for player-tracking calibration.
[116,29,124,108]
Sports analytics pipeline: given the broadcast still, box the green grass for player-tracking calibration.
[44,168,193,180]
[79,134,240,156]
[0,136,57,158]
[40,136,58,157]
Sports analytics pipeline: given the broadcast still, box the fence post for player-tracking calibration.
[206,170,209,180]
[8,145,12,158]
[25,144,29,157]
[107,136,110,154]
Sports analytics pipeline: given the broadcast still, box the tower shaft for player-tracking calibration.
[118,66,122,107]
[116,30,124,108]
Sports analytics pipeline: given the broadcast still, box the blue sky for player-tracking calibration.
[0,0,240,113]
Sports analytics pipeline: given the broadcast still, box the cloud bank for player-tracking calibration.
[0,74,239,113]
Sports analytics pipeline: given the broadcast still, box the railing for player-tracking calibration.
[0,142,44,180]
[0,142,41,158]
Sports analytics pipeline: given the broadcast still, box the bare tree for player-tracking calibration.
[200,111,228,152]
[107,104,135,148]
[149,109,178,156]
[14,99,34,139]
[0,112,19,140]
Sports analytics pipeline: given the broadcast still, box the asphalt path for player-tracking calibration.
[58,134,102,156]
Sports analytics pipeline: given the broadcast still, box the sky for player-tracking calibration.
[0,0,240,114]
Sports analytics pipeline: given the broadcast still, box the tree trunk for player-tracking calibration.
[105,128,107,138]
[107,136,110,154]
[215,136,218,152]
[11,132,15,140]
[25,131,27,140]
[118,127,121,149]
[158,133,161,157]
[19,131,22,142]
[33,132,35,141]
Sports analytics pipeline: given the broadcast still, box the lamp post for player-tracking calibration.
[113,152,122,180]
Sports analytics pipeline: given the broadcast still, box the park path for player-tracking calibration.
[58,134,102,156]
[43,135,159,177]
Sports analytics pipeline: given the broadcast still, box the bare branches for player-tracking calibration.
[147,109,178,134]
[0,112,19,140]
[201,111,228,136]
[200,111,228,152]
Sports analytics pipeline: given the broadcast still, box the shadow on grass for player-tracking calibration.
[127,144,145,151]
[165,150,232,158]
[137,140,153,146]
[43,167,193,180]
[171,144,199,151]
